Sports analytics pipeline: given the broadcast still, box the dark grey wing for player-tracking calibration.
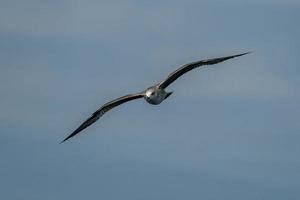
[61,92,144,143]
[158,52,251,89]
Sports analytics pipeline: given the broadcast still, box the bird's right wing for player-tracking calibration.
[61,92,145,143]
[158,52,251,89]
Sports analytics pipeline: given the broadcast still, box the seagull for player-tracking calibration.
[61,52,250,143]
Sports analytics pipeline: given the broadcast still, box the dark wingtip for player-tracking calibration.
[235,51,253,57]
[60,135,71,144]
[60,129,80,144]
[60,138,67,144]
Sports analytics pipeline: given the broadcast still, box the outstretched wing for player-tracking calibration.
[61,92,144,143]
[158,52,251,89]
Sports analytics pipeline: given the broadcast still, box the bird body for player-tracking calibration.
[144,85,169,105]
[61,52,251,143]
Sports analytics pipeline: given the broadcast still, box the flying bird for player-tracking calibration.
[61,52,250,143]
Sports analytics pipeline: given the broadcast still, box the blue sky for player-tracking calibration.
[0,0,299,199]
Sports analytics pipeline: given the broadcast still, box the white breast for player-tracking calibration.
[144,86,167,105]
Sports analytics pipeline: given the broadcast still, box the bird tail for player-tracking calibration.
[164,92,173,100]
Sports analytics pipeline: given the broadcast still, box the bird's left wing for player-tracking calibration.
[61,92,145,143]
[158,52,251,89]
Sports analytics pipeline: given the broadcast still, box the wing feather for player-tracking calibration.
[159,52,251,89]
[61,93,144,143]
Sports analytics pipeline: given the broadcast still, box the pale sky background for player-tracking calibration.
[0,0,300,199]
